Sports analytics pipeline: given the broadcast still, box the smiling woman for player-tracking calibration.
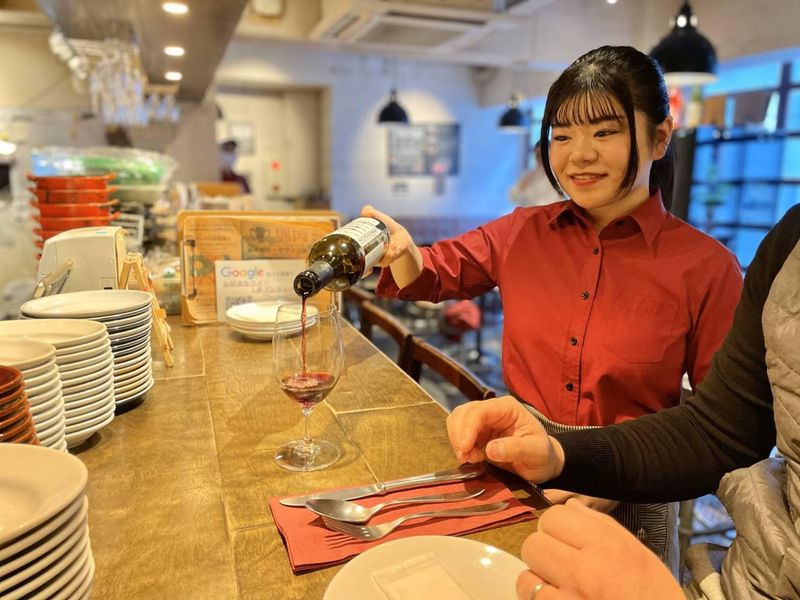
[363,45,744,570]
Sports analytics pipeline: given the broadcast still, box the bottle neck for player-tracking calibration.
[293,260,335,297]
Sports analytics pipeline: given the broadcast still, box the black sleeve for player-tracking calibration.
[546,205,800,502]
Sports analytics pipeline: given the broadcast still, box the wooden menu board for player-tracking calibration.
[177,210,340,324]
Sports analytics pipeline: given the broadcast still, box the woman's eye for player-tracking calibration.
[552,135,569,142]
[595,130,619,138]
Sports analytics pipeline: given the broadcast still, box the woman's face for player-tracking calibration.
[548,97,669,222]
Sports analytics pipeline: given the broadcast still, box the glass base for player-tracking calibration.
[274,439,340,472]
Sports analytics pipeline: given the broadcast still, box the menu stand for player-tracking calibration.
[119,252,174,368]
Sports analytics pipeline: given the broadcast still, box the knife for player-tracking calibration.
[278,463,485,507]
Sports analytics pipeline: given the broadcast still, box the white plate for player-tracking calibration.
[92,304,151,322]
[0,495,83,562]
[114,356,152,379]
[29,388,62,413]
[60,357,114,387]
[114,350,151,373]
[115,376,154,403]
[0,445,87,546]
[113,344,151,365]
[20,290,152,319]
[23,378,61,402]
[65,401,112,426]
[20,358,58,379]
[37,422,66,448]
[63,383,114,410]
[57,344,112,373]
[114,367,152,394]
[60,364,113,395]
[0,339,55,371]
[54,337,110,360]
[68,553,95,600]
[323,536,528,600]
[102,311,152,329]
[11,533,90,600]
[225,300,285,323]
[47,548,93,600]
[31,401,64,426]
[111,334,151,354]
[64,408,114,435]
[22,365,60,389]
[107,321,151,342]
[65,412,114,447]
[0,320,107,349]
[0,500,87,578]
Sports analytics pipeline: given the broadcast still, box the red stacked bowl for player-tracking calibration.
[28,174,119,246]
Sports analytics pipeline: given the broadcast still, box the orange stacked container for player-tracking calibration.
[28,174,120,248]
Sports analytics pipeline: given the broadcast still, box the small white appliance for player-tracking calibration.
[38,226,127,293]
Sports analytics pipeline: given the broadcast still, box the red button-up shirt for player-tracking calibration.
[377,194,743,426]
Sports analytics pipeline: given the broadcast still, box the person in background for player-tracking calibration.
[446,204,800,598]
[219,139,251,193]
[362,45,744,568]
[508,141,564,207]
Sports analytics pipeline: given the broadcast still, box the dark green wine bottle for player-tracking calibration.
[293,217,390,297]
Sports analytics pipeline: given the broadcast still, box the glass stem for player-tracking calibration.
[302,407,313,448]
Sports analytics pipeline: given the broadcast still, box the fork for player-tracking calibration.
[322,500,509,540]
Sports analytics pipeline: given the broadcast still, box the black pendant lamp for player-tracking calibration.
[377,89,409,125]
[498,93,528,132]
[650,1,717,87]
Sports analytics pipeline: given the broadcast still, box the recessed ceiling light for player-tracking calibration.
[165,71,183,81]
[164,46,185,57]
[162,2,188,15]
[606,0,618,4]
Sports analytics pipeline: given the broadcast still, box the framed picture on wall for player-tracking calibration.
[227,121,256,155]
[387,123,460,177]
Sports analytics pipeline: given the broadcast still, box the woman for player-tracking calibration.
[364,45,743,565]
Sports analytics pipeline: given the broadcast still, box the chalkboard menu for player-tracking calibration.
[387,123,460,177]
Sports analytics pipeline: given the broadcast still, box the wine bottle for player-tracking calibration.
[293,217,390,297]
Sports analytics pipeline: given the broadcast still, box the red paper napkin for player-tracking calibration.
[269,472,536,573]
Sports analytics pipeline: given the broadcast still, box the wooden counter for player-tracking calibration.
[76,318,544,599]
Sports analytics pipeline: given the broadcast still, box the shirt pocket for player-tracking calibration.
[601,291,679,364]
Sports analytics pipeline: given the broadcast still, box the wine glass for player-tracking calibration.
[272,303,344,471]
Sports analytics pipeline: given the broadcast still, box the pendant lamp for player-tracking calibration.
[650,1,717,87]
[377,89,409,125]
[498,93,528,132]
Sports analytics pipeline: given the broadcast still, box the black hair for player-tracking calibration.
[220,139,238,152]
[539,45,674,208]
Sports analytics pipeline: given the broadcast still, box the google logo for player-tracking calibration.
[221,267,264,279]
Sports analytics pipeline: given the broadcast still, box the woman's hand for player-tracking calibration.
[360,205,423,288]
[516,499,684,600]
[543,490,620,514]
[446,396,564,483]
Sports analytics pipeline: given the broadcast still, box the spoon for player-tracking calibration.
[305,488,485,523]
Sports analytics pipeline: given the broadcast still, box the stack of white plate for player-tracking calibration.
[0,444,94,599]
[20,290,154,410]
[0,319,116,449]
[226,301,317,341]
[0,339,65,451]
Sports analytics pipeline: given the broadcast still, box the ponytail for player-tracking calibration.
[650,142,674,210]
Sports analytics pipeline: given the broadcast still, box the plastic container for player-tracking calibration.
[29,187,115,204]
[32,213,119,231]
[32,201,116,218]
[27,174,114,190]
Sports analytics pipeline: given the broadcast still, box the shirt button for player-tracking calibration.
[581,291,590,300]
[569,337,578,346]
[592,247,599,255]
[565,383,574,392]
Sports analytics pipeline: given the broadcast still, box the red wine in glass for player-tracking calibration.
[280,371,335,409]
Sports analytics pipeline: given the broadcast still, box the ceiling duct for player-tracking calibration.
[309,0,524,54]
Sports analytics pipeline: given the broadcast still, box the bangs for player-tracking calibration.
[552,91,623,128]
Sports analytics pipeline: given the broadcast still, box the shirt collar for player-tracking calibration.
[545,191,667,248]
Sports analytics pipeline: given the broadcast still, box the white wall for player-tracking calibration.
[215,39,522,220]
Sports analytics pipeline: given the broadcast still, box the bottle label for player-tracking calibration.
[336,217,389,270]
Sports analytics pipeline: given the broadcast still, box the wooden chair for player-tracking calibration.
[403,335,496,401]
[342,286,376,328]
[359,301,413,365]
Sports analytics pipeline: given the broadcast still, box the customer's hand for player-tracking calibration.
[446,396,564,482]
[360,205,415,267]
[543,490,620,514]
[516,499,683,600]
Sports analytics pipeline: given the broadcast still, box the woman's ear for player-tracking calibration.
[652,116,674,160]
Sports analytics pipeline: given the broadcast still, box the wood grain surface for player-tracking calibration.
[74,317,541,598]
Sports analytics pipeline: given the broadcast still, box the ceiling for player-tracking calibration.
[34,0,248,101]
